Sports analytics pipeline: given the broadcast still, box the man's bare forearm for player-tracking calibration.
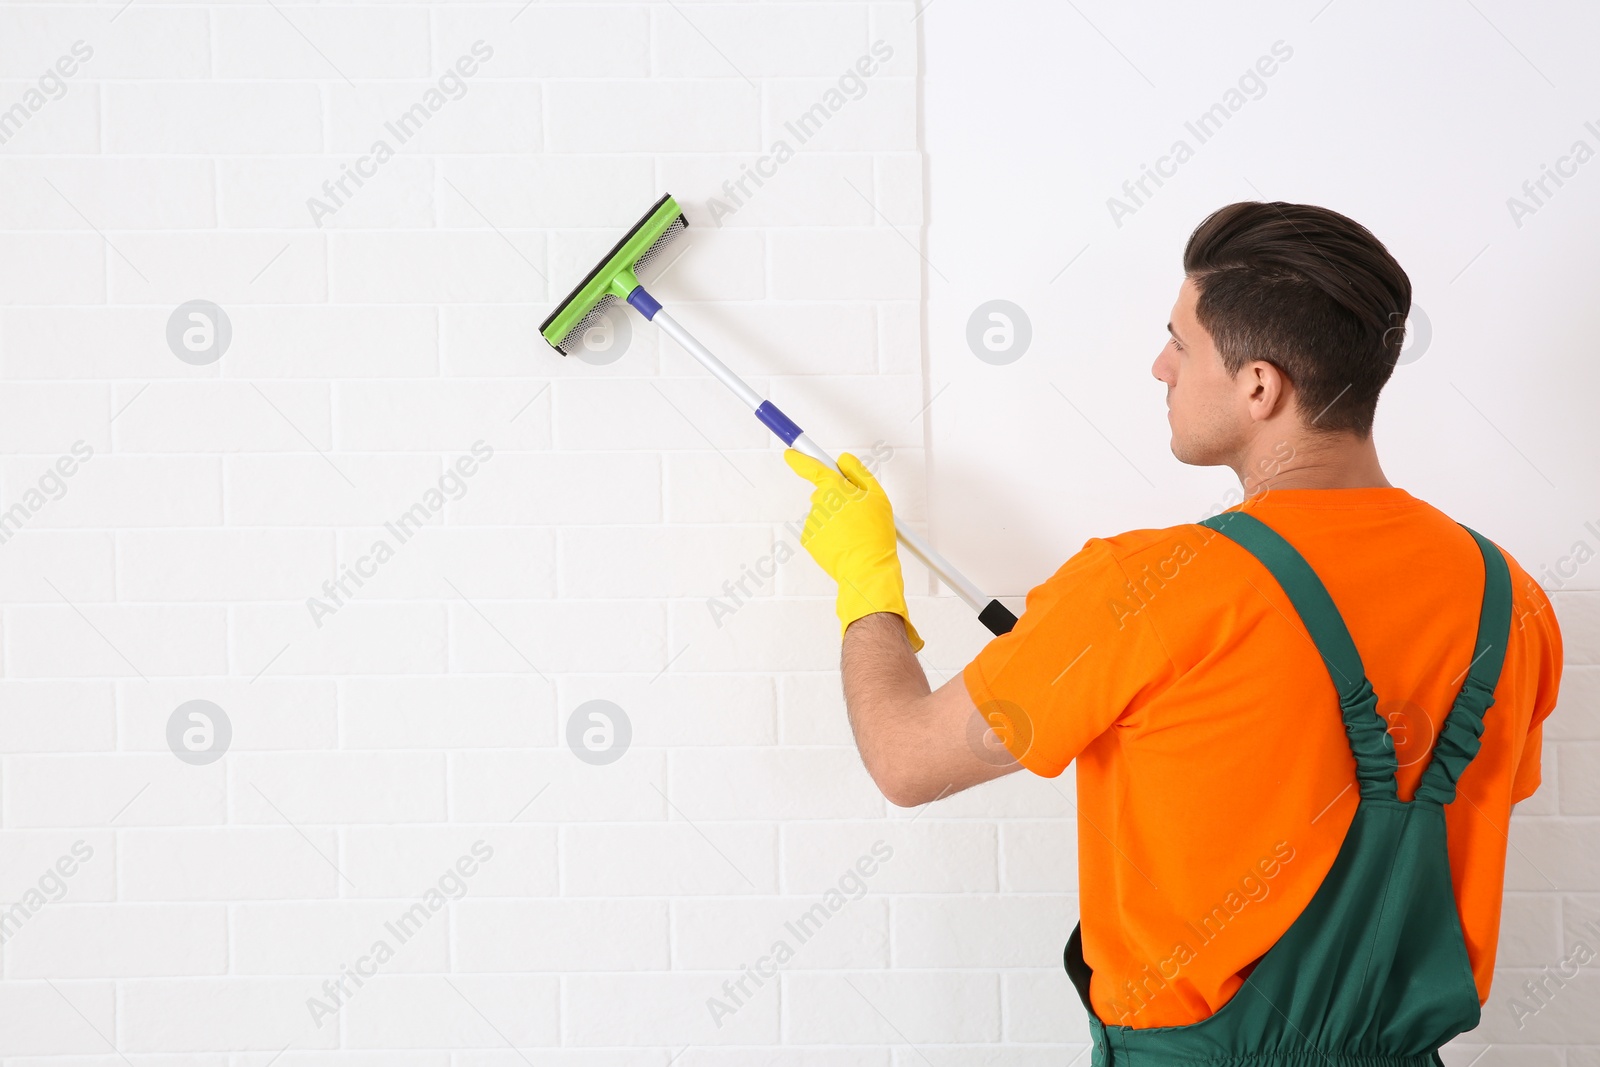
[841,611,1023,807]
[841,612,930,803]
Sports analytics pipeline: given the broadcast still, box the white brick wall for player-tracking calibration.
[0,1,1594,1062]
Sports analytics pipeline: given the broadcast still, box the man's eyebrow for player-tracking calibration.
[1167,322,1184,342]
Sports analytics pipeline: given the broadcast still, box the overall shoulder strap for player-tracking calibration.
[1198,510,1399,801]
[1413,526,1514,805]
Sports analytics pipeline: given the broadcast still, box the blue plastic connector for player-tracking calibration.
[626,285,661,320]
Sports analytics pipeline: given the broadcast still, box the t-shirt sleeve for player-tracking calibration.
[1510,722,1545,804]
[1509,570,1563,804]
[962,537,1178,778]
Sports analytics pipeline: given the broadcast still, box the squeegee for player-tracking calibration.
[539,193,1018,637]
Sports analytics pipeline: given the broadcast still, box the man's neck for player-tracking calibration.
[1236,428,1392,496]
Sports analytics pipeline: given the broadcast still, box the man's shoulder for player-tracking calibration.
[1088,522,1219,572]
[1028,525,1221,603]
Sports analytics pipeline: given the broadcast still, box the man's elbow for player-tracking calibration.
[877,776,935,810]
[853,700,961,808]
[864,757,940,809]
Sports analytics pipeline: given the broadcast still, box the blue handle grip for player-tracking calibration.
[754,400,803,445]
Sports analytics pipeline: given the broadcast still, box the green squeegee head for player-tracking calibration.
[539,193,688,355]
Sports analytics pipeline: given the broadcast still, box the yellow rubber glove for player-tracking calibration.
[783,449,924,653]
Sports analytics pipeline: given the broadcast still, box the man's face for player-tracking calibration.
[1151,276,1250,466]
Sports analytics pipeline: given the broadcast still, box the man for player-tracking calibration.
[785,202,1563,1060]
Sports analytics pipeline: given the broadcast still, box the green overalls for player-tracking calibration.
[1064,510,1512,1067]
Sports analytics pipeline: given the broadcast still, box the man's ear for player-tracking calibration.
[1245,361,1289,424]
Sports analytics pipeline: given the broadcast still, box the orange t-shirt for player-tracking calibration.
[962,487,1563,1030]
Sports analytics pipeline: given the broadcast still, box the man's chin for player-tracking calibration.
[1169,435,1224,467]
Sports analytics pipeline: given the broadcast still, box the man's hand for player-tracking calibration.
[784,449,923,652]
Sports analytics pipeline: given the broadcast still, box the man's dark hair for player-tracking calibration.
[1182,201,1411,437]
